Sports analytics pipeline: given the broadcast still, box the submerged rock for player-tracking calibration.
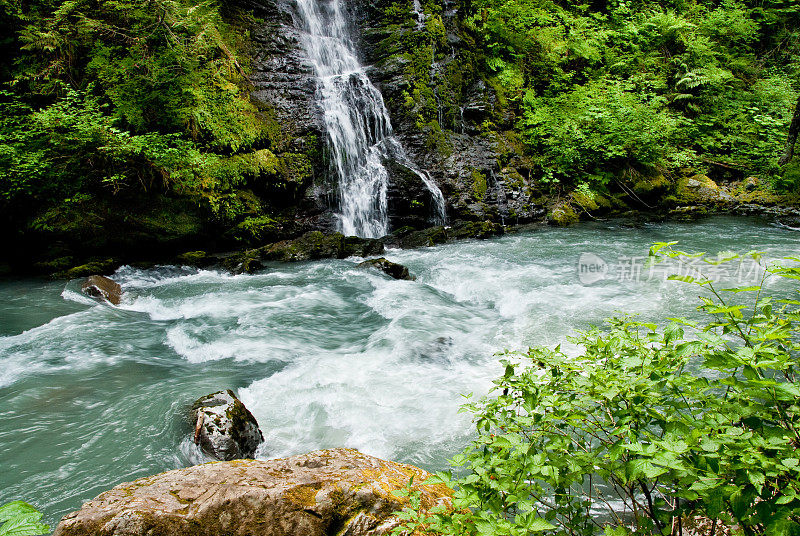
[53,448,452,536]
[81,275,122,305]
[357,258,414,280]
[191,390,263,461]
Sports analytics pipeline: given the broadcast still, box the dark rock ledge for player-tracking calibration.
[181,220,504,274]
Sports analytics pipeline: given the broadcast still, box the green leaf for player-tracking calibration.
[0,504,41,525]
[0,517,50,536]
[720,286,760,293]
[0,502,49,536]
[527,518,556,532]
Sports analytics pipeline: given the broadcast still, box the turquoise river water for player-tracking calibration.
[0,216,797,527]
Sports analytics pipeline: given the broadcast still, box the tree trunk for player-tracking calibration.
[779,94,800,166]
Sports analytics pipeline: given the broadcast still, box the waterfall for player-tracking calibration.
[293,0,446,237]
[411,0,426,30]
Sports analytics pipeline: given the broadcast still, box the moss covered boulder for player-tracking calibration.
[676,174,735,205]
[53,448,452,536]
[447,220,504,240]
[549,202,580,226]
[388,226,448,248]
[191,390,263,461]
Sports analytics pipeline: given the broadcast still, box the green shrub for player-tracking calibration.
[397,245,800,535]
[522,79,681,189]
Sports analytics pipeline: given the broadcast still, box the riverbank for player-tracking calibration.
[4,177,798,280]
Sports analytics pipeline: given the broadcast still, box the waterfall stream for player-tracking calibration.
[293,0,446,237]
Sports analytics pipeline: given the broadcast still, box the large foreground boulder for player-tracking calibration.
[81,275,122,305]
[53,448,453,536]
[191,390,263,461]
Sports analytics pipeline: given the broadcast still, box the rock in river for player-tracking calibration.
[357,258,414,281]
[81,275,122,305]
[191,390,263,461]
[53,448,453,536]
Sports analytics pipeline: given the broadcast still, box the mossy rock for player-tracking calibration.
[549,203,579,226]
[52,448,453,536]
[499,167,526,189]
[631,174,671,202]
[675,174,731,205]
[470,169,488,201]
[234,215,284,244]
[260,231,343,261]
[736,189,783,206]
[447,220,504,240]
[191,390,263,461]
[571,190,599,211]
[394,226,448,248]
[176,251,212,267]
[58,258,119,279]
[258,232,384,262]
[222,250,264,274]
[669,205,711,221]
[276,153,314,186]
[33,256,75,273]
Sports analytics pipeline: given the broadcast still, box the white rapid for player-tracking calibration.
[293,0,446,237]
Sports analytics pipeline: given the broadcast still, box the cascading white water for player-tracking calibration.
[411,0,426,30]
[293,0,446,237]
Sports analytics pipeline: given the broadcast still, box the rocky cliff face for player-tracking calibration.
[243,0,546,232]
[348,0,546,225]
[240,0,336,231]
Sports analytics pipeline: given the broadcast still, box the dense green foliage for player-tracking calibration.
[0,0,309,252]
[0,501,49,536]
[395,0,799,191]
[396,246,800,535]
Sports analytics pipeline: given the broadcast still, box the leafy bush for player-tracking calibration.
[0,0,283,224]
[522,80,682,188]
[462,0,800,189]
[397,245,800,535]
[0,501,49,536]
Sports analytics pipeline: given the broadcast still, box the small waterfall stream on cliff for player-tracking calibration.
[0,217,797,526]
[293,0,445,236]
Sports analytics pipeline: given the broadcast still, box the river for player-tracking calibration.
[0,216,797,526]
